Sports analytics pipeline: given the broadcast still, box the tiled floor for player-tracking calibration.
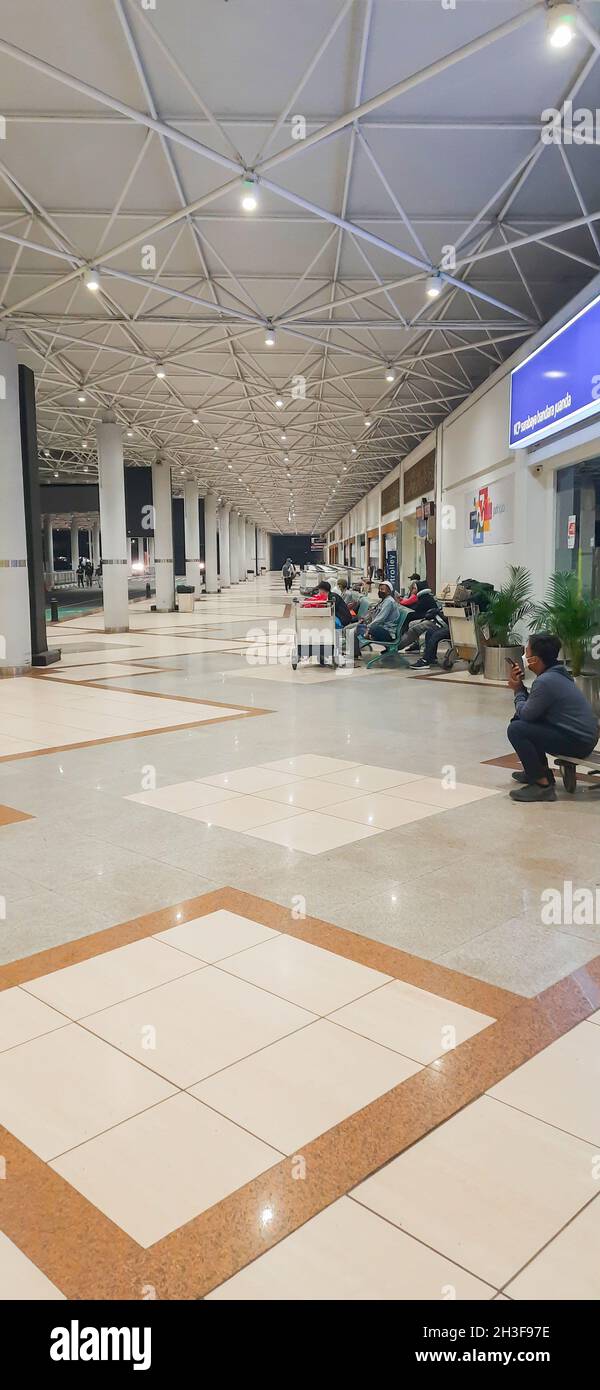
[0,576,599,1300]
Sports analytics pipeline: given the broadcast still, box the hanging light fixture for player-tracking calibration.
[385,365,396,383]
[425,274,443,300]
[275,396,284,409]
[77,390,86,404]
[241,173,258,211]
[364,416,372,428]
[264,325,275,346]
[155,362,166,378]
[84,267,100,293]
[547,1,577,48]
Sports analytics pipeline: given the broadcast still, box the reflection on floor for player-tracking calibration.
[1,888,599,1301]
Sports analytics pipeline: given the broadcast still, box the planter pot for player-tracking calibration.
[483,643,522,682]
[575,673,600,714]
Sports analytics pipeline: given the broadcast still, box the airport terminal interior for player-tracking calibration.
[2,0,600,1312]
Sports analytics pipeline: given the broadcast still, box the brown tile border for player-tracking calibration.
[0,805,33,828]
[1,886,599,1300]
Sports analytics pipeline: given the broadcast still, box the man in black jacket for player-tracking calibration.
[507,632,599,802]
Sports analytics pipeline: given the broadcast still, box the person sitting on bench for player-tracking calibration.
[507,632,599,803]
[355,580,399,651]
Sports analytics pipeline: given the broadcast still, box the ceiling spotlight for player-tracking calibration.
[126,428,134,437]
[264,325,275,347]
[44,449,50,457]
[53,470,59,478]
[192,414,199,424]
[280,432,287,442]
[385,366,396,383]
[241,174,258,211]
[84,267,100,293]
[275,396,284,409]
[283,454,289,463]
[351,446,357,455]
[77,390,86,403]
[425,273,443,300]
[364,417,372,428]
[547,1,577,48]
[155,362,166,378]
[228,463,233,470]
[83,465,89,473]
[82,439,88,448]
[214,444,219,453]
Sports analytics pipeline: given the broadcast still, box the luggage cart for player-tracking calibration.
[440,601,484,674]
[291,601,341,670]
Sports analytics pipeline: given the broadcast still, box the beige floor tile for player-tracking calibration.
[0,986,67,1052]
[506,1196,600,1300]
[154,908,280,962]
[207,1196,495,1300]
[330,979,495,1064]
[0,1232,66,1300]
[0,1024,175,1160]
[320,765,425,792]
[126,782,240,812]
[253,778,367,810]
[179,795,301,831]
[488,1021,600,1146]
[262,755,360,777]
[83,967,314,1087]
[198,766,300,794]
[321,793,443,830]
[192,1018,419,1152]
[51,1092,281,1248]
[22,938,203,1020]
[587,1010,600,1026]
[354,1096,598,1287]
[221,933,391,1014]
[245,810,379,854]
[385,778,501,810]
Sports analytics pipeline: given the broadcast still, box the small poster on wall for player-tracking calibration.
[567,515,577,550]
[465,476,514,548]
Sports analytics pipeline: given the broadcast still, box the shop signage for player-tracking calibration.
[509,292,600,449]
[385,549,398,592]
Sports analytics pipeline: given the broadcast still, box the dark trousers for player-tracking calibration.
[424,623,449,663]
[284,576,292,592]
[507,717,595,783]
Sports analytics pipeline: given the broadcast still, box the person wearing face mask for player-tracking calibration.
[355,580,399,653]
[507,631,599,802]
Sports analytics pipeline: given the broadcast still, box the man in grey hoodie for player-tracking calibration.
[507,631,599,802]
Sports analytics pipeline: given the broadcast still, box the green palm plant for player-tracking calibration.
[476,565,533,647]
[531,571,600,677]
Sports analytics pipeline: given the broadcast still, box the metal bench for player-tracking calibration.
[553,750,600,794]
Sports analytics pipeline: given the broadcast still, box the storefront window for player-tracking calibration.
[555,460,600,600]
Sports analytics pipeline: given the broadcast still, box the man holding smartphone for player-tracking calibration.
[506,632,599,802]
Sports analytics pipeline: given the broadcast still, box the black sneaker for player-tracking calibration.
[511,770,555,785]
[509,783,557,803]
[412,658,431,669]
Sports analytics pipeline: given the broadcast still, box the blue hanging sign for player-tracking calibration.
[509,292,600,450]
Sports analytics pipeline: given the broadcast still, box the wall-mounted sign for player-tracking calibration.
[509,292,600,450]
[567,515,577,550]
[465,477,514,548]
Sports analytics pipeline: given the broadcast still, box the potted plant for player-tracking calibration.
[176,582,195,613]
[531,571,600,710]
[476,564,533,681]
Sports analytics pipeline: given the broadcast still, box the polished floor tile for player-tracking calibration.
[354,1096,599,1287]
[488,1021,600,1146]
[178,795,300,831]
[221,933,391,1014]
[439,918,600,996]
[381,778,501,810]
[262,755,360,778]
[154,909,280,963]
[0,1024,175,1160]
[253,778,367,810]
[321,793,443,830]
[246,810,379,854]
[319,765,425,792]
[198,766,299,794]
[0,986,66,1052]
[0,1232,65,1300]
[83,967,315,1087]
[506,1195,600,1300]
[330,979,495,1064]
[206,1197,495,1300]
[22,937,203,1020]
[126,782,240,812]
[192,1018,419,1153]
[51,1092,281,1248]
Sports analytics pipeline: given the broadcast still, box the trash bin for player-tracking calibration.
[176,585,195,613]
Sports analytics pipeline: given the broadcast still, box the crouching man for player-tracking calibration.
[507,632,599,803]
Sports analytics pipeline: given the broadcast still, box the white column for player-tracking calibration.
[219,504,231,588]
[184,480,202,597]
[204,490,218,594]
[92,519,101,572]
[127,537,133,573]
[0,341,31,672]
[96,419,129,632]
[151,459,175,612]
[70,518,80,573]
[229,509,239,584]
[239,512,247,581]
[87,528,93,563]
[245,518,256,577]
[44,515,54,577]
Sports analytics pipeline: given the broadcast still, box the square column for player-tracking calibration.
[70,518,80,573]
[239,512,247,581]
[44,515,55,578]
[229,509,239,583]
[204,490,218,594]
[184,480,202,596]
[92,520,101,572]
[219,504,231,588]
[96,420,129,632]
[151,459,175,612]
[0,341,31,672]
